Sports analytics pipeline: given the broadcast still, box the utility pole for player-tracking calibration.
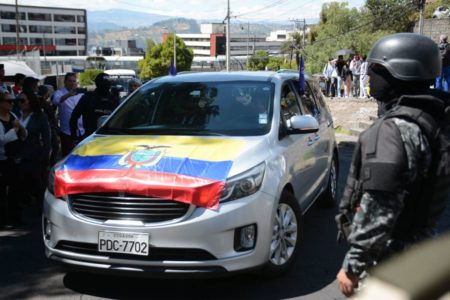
[15,0,20,59]
[302,18,306,49]
[417,0,425,35]
[247,22,250,70]
[226,0,230,72]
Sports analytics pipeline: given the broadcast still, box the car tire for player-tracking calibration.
[318,153,338,208]
[262,190,302,277]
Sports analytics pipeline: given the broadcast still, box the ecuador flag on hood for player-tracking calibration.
[54,136,246,209]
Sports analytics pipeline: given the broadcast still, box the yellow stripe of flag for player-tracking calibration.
[72,136,246,162]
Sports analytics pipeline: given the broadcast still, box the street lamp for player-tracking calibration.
[173,32,176,70]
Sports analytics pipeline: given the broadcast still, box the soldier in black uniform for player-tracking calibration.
[69,73,119,142]
[335,33,450,297]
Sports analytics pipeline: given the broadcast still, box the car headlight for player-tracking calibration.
[220,163,265,202]
[47,158,67,197]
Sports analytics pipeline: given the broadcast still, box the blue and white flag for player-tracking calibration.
[298,55,305,96]
[169,60,177,76]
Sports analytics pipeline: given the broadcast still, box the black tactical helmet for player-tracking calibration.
[367,33,441,81]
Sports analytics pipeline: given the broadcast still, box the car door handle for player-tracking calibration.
[307,133,320,146]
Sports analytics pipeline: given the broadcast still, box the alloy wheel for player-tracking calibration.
[270,203,298,265]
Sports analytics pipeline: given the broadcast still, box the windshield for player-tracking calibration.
[99,80,274,136]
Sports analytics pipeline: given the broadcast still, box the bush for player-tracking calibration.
[79,69,103,87]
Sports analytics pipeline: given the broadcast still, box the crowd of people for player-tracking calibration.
[322,54,369,99]
[0,67,141,228]
[323,34,450,101]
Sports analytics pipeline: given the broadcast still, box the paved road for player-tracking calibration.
[0,137,448,300]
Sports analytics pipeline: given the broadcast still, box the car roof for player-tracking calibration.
[149,71,312,84]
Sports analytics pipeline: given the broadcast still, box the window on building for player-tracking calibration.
[54,14,76,22]
[3,37,28,45]
[56,38,77,46]
[78,39,86,46]
[77,15,85,23]
[29,25,52,34]
[28,13,51,21]
[1,24,27,33]
[29,38,53,45]
[55,26,76,34]
[56,50,78,56]
[30,38,42,44]
[0,11,26,20]
[77,27,86,34]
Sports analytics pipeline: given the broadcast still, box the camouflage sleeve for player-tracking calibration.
[342,118,430,277]
[342,190,403,276]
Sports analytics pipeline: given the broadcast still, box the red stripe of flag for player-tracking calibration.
[55,169,223,209]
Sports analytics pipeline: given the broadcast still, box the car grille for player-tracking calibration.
[69,193,190,223]
[55,241,217,261]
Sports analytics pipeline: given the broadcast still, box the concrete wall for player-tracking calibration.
[413,18,450,43]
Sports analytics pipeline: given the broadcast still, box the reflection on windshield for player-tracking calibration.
[99,81,274,136]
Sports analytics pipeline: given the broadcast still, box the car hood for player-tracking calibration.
[54,134,270,209]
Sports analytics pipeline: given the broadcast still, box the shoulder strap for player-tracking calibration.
[385,96,442,143]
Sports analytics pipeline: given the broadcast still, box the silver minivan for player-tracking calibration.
[43,71,338,276]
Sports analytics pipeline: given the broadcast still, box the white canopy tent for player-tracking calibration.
[1,60,44,79]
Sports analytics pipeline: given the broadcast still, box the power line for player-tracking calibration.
[233,0,290,18]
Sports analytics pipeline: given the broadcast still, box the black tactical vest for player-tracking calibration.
[339,92,450,242]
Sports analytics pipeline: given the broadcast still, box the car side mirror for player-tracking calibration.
[288,115,319,134]
[97,115,110,129]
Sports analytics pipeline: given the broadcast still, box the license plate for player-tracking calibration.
[98,231,149,256]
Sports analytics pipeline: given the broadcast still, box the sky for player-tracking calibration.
[0,0,366,21]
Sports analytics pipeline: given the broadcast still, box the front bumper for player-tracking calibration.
[43,190,276,275]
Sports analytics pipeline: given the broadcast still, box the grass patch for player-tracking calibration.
[334,126,352,135]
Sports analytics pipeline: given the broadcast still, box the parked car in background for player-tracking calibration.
[432,6,450,19]
[105,69,137,97]
[43,71,338,276]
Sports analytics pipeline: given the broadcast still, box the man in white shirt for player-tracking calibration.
[359,55,369,98]
[322,58,335,97]
[52,73,84,156]
[350,55,361,97]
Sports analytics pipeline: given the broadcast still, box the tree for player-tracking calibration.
[266,57,292,71]
[364,0,418,32]
[248,50,269,70]
[281,32,303,68]
[139,34,194,79]
[79,69,103,87]
[303,2,396,74]
[138,39,156,80]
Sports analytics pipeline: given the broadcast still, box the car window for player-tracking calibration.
[280,82,301,121]
[100,80,274,136]
[310,81,326,109]
[297,81,319,117]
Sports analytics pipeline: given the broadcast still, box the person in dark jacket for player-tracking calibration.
[69,73,119,142]
[0,90,26,227]
[436,34,450,92]
[38,85,59,166]
[15,91,51,215]
[336,33,450,297]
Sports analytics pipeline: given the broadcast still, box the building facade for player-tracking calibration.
[0,4,87,56]
[163,23,285,58]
